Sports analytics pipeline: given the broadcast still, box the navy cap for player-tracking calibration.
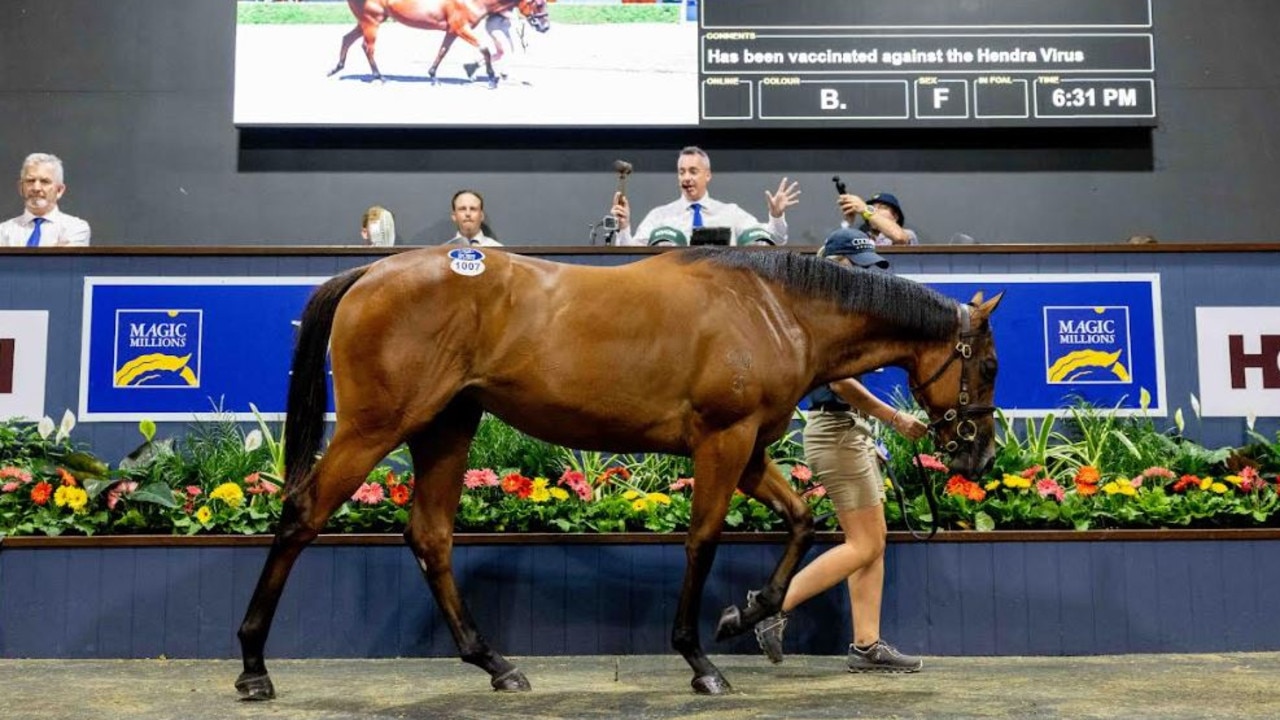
[648,226,688,247]
[818,227,889,269]
[867,192,905,225]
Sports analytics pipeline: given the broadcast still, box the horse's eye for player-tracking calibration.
[981,358,998,381]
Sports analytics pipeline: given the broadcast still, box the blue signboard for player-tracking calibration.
[858,273,1166,416]
[79,278,325,421]
[80,273,1164,422]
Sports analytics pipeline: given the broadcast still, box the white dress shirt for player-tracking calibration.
[0,208,91,247]
[446,232,503,247]
[615,195,787,247]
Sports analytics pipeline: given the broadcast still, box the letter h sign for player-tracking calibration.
[1229,335,1280,389]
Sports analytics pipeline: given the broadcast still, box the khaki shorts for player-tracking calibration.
[803,410,884,511]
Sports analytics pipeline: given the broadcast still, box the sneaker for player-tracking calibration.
[847,639,923,673]
[748,591,788,664]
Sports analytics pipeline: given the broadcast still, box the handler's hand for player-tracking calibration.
[891,411,928,441]
[611,192,630,230]
[766,177,801,218]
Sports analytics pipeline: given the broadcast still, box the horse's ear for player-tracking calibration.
[977,291,1005,317]
[968,291,985,306]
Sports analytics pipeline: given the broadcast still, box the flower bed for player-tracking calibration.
[2,402,1278,537]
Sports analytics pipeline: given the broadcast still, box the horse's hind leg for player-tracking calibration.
[714,457,814,640]
[427,33,460,83]
[673,425,756,695]
[403,400,530,692]
[235,427,399,700]
[328,25,363,76]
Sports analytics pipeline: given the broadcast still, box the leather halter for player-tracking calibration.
[909,303,996,455]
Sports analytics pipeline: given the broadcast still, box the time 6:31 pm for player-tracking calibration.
[1050,86,1140,108]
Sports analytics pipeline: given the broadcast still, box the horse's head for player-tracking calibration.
[909,291,1003,480]
[517,0,551,32]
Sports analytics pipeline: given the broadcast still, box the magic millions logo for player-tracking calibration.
[1043,306,1132,384]
[113,310,203,388]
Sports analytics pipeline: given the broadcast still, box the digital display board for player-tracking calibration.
[699,0,1157,127]
[234,0,1155,128]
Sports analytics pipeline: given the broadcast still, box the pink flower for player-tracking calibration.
[1240,466,1261,491]
[106,481,139,510]
[802,485,827,499]
[1020,465,1044,479]
[0,466,33,484]
[247,479,280,495]
[670,477,695,492]
[1141,466,1175,481]
[791,465,813,483]
[914,454,948,473]
[1,482,19,493]
[464,468,500,489]
[351,482,385,505]
[556,469,592,501]
[1036,478,1065,502]
[1129,476,1144,488]
[186,485,203,497]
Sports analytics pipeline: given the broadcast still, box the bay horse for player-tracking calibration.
[235,247,1002,699]
[328,0,551,89]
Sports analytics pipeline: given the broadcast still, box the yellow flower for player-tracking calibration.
[631,498,649,512]
[1210,482,1229,494]
[1102,481,1122,495]
[623,489,642,500]
[1199,478,1212,491]
[529,478,551,503]
[883,478,894,491]
[549,487,570,501]
[54,485,89,512]
[1002,474,1031,489]
[210,482,245,508]
[646,492,671,506]
[985,480,1001,491]
[1117,483,1137,497]
[195,506,213,524]
[1224,475,1243,487]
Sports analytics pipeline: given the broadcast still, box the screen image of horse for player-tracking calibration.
[233,246,1002,699]
[234,1,699,126]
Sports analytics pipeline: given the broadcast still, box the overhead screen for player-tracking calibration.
[233,0,1155,128]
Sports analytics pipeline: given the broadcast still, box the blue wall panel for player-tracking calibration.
[6,539,1280,659]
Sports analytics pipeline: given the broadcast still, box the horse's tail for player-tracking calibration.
[283,266,371,500]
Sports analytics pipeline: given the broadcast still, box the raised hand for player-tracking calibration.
[611,191,630,230]
[765,177,801,218]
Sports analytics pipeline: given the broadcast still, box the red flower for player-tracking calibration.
[944,475,985,502]
[1172,474,1200,493]
[596,467,631,486]
[31,481,53,506]
[1020,464,1044,480]
[385,471,401,488]
[390,484,411,506]
[500,473,533,499]
[914,454,948,473]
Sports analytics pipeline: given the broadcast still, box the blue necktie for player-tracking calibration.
[26,217,45,247]
[690,202,704,228]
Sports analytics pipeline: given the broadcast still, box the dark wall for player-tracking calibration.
[2,1,1278,247]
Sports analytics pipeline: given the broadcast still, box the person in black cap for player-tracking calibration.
[837,191,916,246]
[749,227,928,673]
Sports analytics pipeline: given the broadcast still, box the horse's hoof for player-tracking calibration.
[491,668,531,692]
[326,67,341,77]
[487,78,499,90]
[692,674,732,695]
[714,603,744,641]
[235,671,276,701]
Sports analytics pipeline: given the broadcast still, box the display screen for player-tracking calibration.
[234,0,1155,128]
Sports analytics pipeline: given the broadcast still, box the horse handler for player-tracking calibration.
[750,227,929,673]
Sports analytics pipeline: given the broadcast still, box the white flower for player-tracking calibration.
[55,410,76,443]
[1174,408,1185,434]
[244,429,263,452]
[37,416,55,440]
[1190,393,1201,419]
[1247,414,1257,432]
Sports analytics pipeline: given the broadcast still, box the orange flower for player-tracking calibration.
[31,481,53,506]
[1076,483,1099,497]
[596,467,631,486]
[57,467,77,487]
[390,484,411,506]
[1074,466,1100,486]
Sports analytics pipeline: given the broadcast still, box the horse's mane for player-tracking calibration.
[680,248,958,340]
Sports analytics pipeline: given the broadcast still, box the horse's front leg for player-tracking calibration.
[675,426,756,695]
[714,457,814,639]
[403,403,530,692]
